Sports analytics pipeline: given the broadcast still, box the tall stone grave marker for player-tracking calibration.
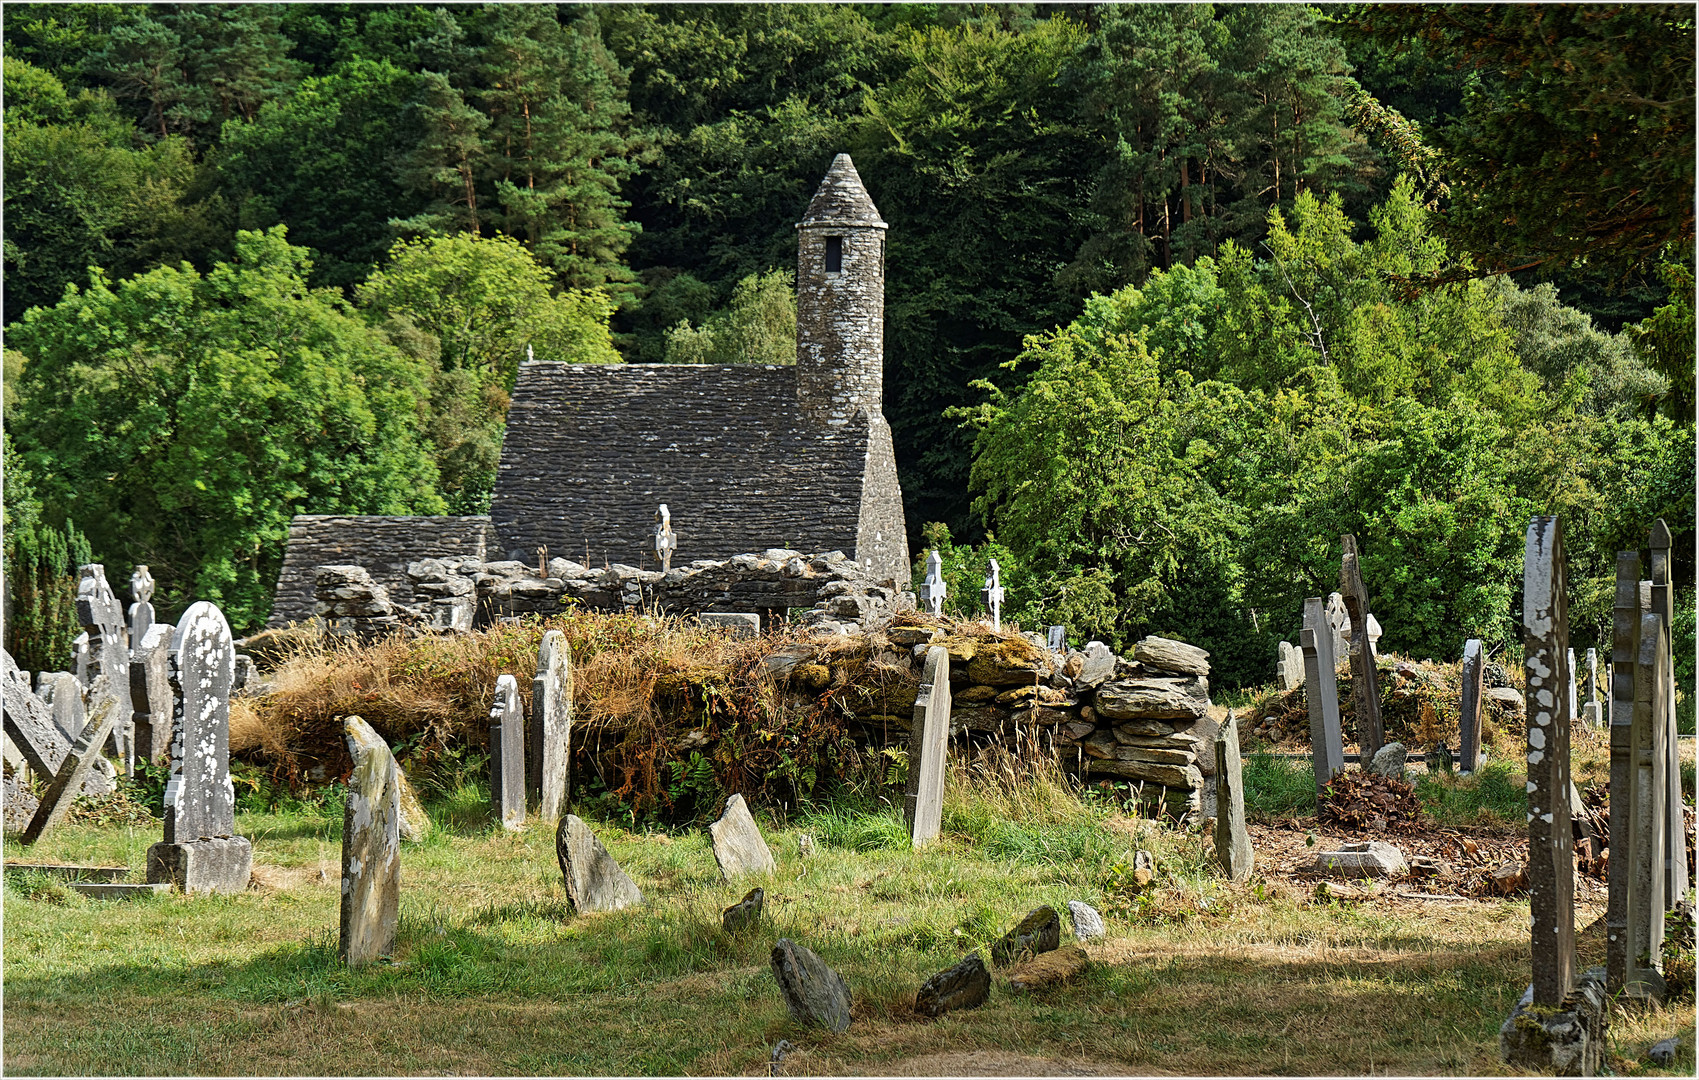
[76,564,132,765]
[1521,516,1576,1006]
[1459,639,1486,774]
[1299,597,1344,796]
[1339,535,1384,764]
[1323,592,1351,659]
[981,559,1004,632]
[1626,609,1669,999]
[1647,519,1689,909]
[1213,711,1253,882]
[1606,552,1641,993]
[489,674,525,830]
[1582,648,1603,727]
[922,550,947,616]
[19,695,122,845]
[1275,640,1304,691]
[129,623,175,768]
[654,504,676,573]
[904,645,951,847]
[146,601,252,894]
[340,716,401,967]
[529,630,573,821]
[128,565,156,657]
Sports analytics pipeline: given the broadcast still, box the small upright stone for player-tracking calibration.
[903,644,951,846]
[991,905,1061,967]
[1067,900,1105,941]
[710,793,776,879]
[914,953,990,1018]
[1276,640,1305,691]
[1368,741,1408,779]
[1213,712,1253,882]
[722,886,764,934]
[488,674,525,830]
[339,717,401,967]
[770,938,852,1032]
[1459,638,1487,773]
[529,629,573,821]
[556,814,643,912]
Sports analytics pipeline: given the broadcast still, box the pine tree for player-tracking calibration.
[392,70,490,237]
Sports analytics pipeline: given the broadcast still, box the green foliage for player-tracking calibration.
[662,269,796,365]
[2,437,91,673]
[1242,754,1319,818]
[5,226,444,631]
[1628,253,1697,425]
[909,522,1027,628]
[1413,758,1527,828]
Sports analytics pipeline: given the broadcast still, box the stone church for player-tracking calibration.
[269,155,909,625]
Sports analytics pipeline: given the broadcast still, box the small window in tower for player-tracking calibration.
[825,235,843,273]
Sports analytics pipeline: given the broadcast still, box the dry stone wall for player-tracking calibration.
[270,515,491,627]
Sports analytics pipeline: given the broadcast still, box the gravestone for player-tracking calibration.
[1276,640,1304,691]
[1067,900,1105,941]
[340,716,401,967]
[1567,648,1580,729]
[128,565,155,658]
[76,565,132,763]
[1365,613,1383,659]
[1647,519,1689,909]
[1459,639,1487,773]
[1520,516,1576,1008]
[45,674,85,740]
[529,630,572,821]
[1582,648,1602,727]
[991,905,1061,966]
[129,623,175,768]
[19,695,122,845]
[722,886,764,934]
[1299,597,1344,796]
[556,814,643,912]
[902,645,951,847]
[488,674,525,830]
[981,558,1004,632]
[1324,592,1351,659]
[1624,610,1668,999]
[1047,626,1066,653]
[914,953,990,1018]
[709,793,776,878]
[770,939,852,1032]
[3,651,78,780]
[654,504,676,573]
[73,633,89,685]
[146,601,251,894]
[1339,535,1384,764]
[1213,712,1252,882]
[1606,552,1641,994]
[922,550,947,616]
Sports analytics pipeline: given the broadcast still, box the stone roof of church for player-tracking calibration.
[798,153,887,230]
[490,362,870,568]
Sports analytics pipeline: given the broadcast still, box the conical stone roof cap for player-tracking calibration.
[798,153,887,230]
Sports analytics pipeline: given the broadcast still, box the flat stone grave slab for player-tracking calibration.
[1313,840,1408,877]
[68,882,171,900]
[4,862,128,881]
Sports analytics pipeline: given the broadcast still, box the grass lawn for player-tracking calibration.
[4,763,1694,1077]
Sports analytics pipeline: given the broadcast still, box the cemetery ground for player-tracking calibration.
[5,723,1694,1077]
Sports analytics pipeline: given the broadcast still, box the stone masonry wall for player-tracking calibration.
[270,515,491,627]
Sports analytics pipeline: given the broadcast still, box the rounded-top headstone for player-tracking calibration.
[165,601,236,844]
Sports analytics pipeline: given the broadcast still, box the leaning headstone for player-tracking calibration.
[339,716,401,968]
[1459,638,1487,773]
[710,793,776,878]
[556,814,643,912]
[146,602,251,895]
[1624,609,1668,999]
[1339,535,1384,764]
[3,651,75,779]
[1606,552,1641,994]
[902,645,950,847]
[981,558,1004,632]
[921,550,947,616]
[1519,516,1577,1008]
[19,695,122,845]
[45,673,85,740]
[990,905,1061,966]
[1647,519,1689,910]
[1300,597,1345,795]
[914,953,990,1018]
[129,623,175,768]
[76,565,131,758]
[1213,712,1253,882]
[488,674,525,830]
[1368,741,1407,779]
[529,630,573,821]
[770,938,852,1032]
[722,886,764,934]
[1067,900,1105,941]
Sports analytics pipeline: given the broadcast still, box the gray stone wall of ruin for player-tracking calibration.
[269,515,490,627]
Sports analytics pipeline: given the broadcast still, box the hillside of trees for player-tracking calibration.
[3,3,1692,687]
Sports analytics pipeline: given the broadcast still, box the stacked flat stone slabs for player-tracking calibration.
[487,153,909,583]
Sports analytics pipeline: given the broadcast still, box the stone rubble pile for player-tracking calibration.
[315,549,915,639]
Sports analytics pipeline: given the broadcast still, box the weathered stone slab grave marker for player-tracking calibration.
[128,565,155,660]
[1339,535,1384,764]
[76,564,132,771]
[1213,711,1252,882]
[1275,640,1304,691]
[903,644,950,847]
[489,674,525,830]
[529,630,572,821]
[3,649,112,815]
[340,716,401,967]
[1500,516,1608,1076]
[1647,519,1689,909]
[1459,638,1486,773]
[556,814,643,912]
[145,601,252,893]
[710,793,776,878]
[129,623,175,768]
[1299,597,1344,796]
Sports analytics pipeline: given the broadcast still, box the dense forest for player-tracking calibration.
[2,3,1693,688]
